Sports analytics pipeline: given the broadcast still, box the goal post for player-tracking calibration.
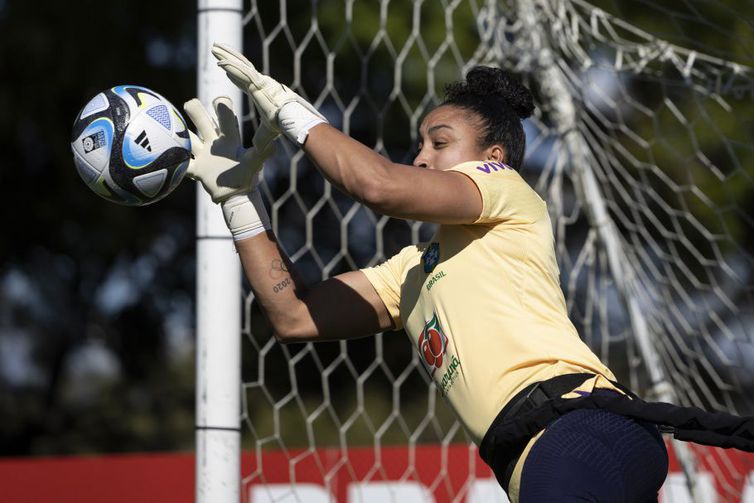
[195,1,754,501]
[195,0,243,501]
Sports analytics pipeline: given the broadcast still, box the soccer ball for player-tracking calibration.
[71,85,192,206]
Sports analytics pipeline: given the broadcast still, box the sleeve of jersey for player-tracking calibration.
[448,161,546,225]
[360,248,409,330]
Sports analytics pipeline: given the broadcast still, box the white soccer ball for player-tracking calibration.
[71,85,192,206]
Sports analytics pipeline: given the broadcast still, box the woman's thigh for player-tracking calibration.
[518,408,668,503]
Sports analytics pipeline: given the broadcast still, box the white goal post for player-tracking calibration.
[195,0,243,501]
[196,1,754,502]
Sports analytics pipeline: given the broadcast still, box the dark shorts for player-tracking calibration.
[517,400,669,502]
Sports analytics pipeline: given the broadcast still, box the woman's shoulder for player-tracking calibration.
[447,160,519,177]
[448,161,545,225]
[377,243,424,268]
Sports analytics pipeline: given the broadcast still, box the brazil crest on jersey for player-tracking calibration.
[422,242,440,273]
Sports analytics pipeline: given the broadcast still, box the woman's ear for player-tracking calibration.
[485,145,506,163]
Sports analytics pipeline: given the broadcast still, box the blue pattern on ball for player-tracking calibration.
[80,93,108,119]
[147,104,171,130]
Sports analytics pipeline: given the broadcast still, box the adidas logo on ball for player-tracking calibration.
[134,130,152,152]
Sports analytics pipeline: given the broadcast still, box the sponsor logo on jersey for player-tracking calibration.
[475,161,513,174]
[417,313,463,394]
[422,242,440,273]
[417,313,447,375]
[439,355,462,395]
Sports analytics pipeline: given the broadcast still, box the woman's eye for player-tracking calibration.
[433,141,446,148]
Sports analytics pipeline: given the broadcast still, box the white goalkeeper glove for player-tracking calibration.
[211,42,328,146]
[183,96,277,241]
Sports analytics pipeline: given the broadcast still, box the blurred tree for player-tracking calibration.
[0,0,197,455]
[590,0,754,65]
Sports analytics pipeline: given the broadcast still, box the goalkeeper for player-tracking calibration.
[184,45,725,502]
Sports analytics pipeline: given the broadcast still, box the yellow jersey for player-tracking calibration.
[361,160,617,445]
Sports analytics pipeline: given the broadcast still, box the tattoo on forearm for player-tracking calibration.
[270,259,289,280]
[273,277,292,294]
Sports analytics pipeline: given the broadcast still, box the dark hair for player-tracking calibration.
[442,66,535,170]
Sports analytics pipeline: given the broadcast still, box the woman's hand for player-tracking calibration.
[211,43,327,145]
[183,96,276,203]
[183,96,278,240]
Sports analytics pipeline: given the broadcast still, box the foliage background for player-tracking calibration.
[0,0,197,455]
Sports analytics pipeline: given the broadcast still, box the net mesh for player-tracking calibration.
[238,0,754,500]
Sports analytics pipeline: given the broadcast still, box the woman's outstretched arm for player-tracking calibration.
[212,43,483,224]
[184,97,394,343]
[302,123,482,224]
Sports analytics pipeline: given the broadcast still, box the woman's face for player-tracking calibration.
[413,105,503,171]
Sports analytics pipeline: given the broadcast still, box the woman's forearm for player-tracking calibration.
[234,229,394,343]
[300,122,481,224]
[235,231,310,341]
[302,123,394,206]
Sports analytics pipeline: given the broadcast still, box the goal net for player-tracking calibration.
[235,0,754,501]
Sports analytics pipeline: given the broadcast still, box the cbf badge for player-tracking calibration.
[422,242,440,273]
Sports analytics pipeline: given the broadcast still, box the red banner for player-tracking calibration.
[0,442,752,502]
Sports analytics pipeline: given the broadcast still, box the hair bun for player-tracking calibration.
[458,66,535,120]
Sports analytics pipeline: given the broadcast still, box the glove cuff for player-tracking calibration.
[221,190,271,241]
[278,102,327,146]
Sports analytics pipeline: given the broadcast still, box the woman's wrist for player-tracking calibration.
[278,101,327,145]
[221,190,271,241]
